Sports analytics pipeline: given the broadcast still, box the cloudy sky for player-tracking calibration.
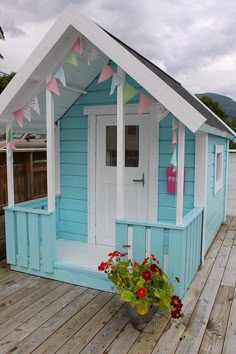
[1,0,236,99]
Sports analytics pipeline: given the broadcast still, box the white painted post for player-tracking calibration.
[176,121,185,224]
[6,143,14,207]
[116,67,125,218]
[224,139,229,222]
[55,121,60,196]
[46,74,55,212]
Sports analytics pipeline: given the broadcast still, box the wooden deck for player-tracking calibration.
[0,217,235,354]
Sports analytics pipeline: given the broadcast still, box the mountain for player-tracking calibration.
[196,93,236,120]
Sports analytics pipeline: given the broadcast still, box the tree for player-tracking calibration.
[0,72,15,93]
[199,95,236,149]
[0,26,5,59]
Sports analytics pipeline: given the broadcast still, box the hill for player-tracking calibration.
[196,93,236,120]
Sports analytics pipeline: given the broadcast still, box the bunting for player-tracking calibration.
[110,73,123,95]
[170,118,178,171]
[13,109,23,128]
[46,77,60,96]
[98,64,114,84]
[138,93,153,114]
[71,39,81,53]
[29,96,40,115]
[23,107,31,122]
[65,50,79,67]
[55,66,66,87]
[88,47,99,65]
[7,127,16,151]
[123,83,138,104]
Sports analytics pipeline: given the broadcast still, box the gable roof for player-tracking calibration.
[0,5,235,139]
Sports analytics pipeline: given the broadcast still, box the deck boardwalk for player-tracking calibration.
[0,217,235,353]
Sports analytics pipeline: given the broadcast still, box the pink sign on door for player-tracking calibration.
[166,167,185,193]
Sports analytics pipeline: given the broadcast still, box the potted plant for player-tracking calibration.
[98,245,183,328]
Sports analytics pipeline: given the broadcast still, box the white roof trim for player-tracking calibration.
[0,4,206,133]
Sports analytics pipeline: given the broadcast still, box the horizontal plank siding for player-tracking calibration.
[158,114,195,222]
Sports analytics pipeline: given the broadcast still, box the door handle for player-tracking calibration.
[132,173,145,187]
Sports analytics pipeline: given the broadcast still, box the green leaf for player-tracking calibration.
[120,290,136,303]
[137,278,145,288]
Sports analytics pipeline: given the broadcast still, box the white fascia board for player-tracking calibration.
[0,9,78,121]
[200,123,234,141]
[69,8,206,133]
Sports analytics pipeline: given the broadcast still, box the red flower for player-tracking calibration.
[175,277,180,283]
[171,308,182,319]
[133,261,139,267]
[108,250,120,257]
[170,295,183,309]
[142,270,152,281]
[119,252,128,257]
[136,287,146,298]
[98,262,108,271]
[122,244,131,248]
[150,264,158,272]
[142,257,149,265]
[150,254,157,261]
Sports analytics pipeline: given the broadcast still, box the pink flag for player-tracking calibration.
[172,118,178,131]
[98,64,114,84]
[46,77,60,96]
[8,140,16,151]
[72,39,81,53]
[13,109,23,128]
[138,93,153,114]
[172,130,177,147]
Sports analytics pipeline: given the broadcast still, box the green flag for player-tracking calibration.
[124,83,138,103]
[6,127,12,144]
[65,50,79,67]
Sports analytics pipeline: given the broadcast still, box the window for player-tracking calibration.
[106,125,139,167]
[215,145,224,194]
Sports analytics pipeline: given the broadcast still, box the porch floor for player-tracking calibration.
[56,239,113,269]
[0,216,235,353]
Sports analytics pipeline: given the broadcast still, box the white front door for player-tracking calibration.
[95,113,155,246]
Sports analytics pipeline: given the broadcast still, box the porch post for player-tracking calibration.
[116,67,125,218]
[6,141,14,207]
[176,121,185,224]
[46,74,55,212]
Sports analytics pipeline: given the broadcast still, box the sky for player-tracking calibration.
[0,0,236,99]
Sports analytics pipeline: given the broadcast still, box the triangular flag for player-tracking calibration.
[172,130,177,147]
[72,39,81,53]
[123,83,138,104]
[13,109,23,128]
[55,66,66,87]
[46,77,60,96]
[8,140,16,151]
[88,47,99,65]
[170,145,177,171]
[80,37,88,54]
[138,93,154,114]
[156,102,169,120]
[23,107,31,122]
[6,127,12,144]
[172,118,178,131]
[98,64,114,84]
[29,96,40,115]
[65,51,79,67]
[110,73,123,95]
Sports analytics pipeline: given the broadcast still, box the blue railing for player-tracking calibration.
[4,197,56,273]
[115,208,203,297]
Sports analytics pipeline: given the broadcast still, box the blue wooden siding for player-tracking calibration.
[158,114,195,222]
[205,134,227,251]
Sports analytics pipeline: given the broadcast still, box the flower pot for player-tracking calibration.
[126,304,157,330]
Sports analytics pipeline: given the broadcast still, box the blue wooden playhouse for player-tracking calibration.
[0,6,235,297]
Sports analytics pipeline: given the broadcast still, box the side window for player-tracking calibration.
[215,145,224,194]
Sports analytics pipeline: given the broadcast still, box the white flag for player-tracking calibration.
[23,107,32,122]
[29,96,40,115]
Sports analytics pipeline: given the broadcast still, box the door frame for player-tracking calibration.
[84,103,159,245]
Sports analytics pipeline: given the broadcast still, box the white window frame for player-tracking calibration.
[215,144,224,194]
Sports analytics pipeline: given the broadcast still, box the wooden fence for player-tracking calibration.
[0,150,47,213]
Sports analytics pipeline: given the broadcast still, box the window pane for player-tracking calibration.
[106,125,139,167]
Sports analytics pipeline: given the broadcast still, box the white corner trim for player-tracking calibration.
[88,115,96,245]
[6,144,15,207]
[176,122,185,224]
[224,140,229,222]
[215,144,224,195]
[55,121,61,195]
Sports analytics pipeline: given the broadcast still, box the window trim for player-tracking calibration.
[215,144,224,194]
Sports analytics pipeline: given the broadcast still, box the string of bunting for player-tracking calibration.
[170,118,178,171]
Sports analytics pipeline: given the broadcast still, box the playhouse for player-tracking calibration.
[0,5,235,297]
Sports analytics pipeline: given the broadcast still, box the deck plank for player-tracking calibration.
[0,275,37,301]
[0,285,88,354]
[56,295,124,354]
[221,245,236,286]
[106,322,140,354]
[199,286,234,354]
[222,285,236,354]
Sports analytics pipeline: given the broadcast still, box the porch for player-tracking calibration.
[4,195,203,297]
[0,217,234,354]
